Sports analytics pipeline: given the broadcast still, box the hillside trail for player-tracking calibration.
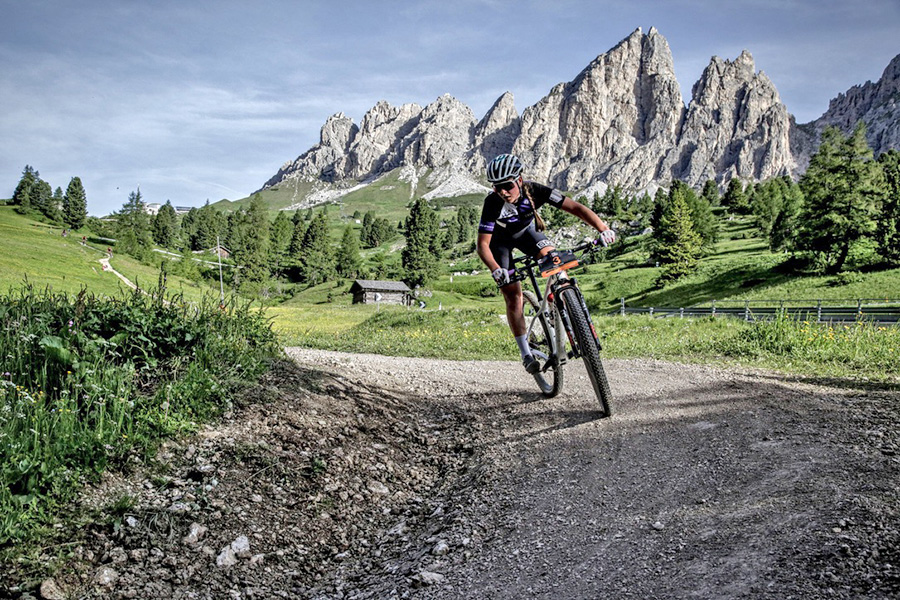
[98,257,137,290]
[15,350,899,600]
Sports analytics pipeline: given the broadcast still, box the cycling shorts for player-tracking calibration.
[490,223,554,283]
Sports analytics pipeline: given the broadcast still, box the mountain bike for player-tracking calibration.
[510,241,612,416]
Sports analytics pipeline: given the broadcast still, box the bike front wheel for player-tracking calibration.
[560,287,612,416]
[523,290,563,397]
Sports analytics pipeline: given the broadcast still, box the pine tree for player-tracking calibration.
[116,189,153,256]
[769,178,804,252]
[12,165,40,215]
[649,186,669,234]
[288,212,307,258]
[336,225,361,278]
[750,177,787,236]
[31,178,52,217]
[152,201,178,247]
[797,123,884,273]
[269,210,292,265]
[300,211,335,285]
[236,193,271,284]
[47,187,64,223]
[63,177,88,229]
[722,178,749,213]
[876,149,900,264]
[455,211,470,243]
[402,198,442,288]
[442,217,459,250]
[676,181,718,250]
[194,201,224,251]
[180,208,199,248]
[360,211,374,247]
[701,179,720,208]
[12,166,37,213]
[655,192,703,284]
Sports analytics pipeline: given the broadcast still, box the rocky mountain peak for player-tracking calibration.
[811,52,900,156]
[470,91,520,173]
[260,30,896,202]
[671,48,794,184]
[513,26,684,191]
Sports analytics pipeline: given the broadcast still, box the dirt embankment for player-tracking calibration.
[5,350,898,600]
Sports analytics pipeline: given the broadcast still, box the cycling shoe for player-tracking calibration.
[523,355,541,374]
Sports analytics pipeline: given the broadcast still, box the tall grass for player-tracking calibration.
[277,306,899,382]
[0,285,280,544]
[599,313,899,378]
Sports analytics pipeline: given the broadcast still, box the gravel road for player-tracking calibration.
[10,349,898,600]
[283,349,899,600]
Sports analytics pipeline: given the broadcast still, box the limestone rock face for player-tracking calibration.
[262,112,358,187]
[667,50,797,185]
[346,100,423,179]
[399,93,476,170]
[469,91,520,174]
[261,29,896,200]
[810,53,900,156]
[513,27,685,191]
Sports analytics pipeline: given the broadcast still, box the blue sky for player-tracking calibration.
[2,0,898,216]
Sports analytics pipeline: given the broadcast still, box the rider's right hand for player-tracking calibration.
[492,267,510,286]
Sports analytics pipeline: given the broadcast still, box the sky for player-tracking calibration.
[2,0,899,217]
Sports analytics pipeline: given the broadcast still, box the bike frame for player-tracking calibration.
[513,242,599,371]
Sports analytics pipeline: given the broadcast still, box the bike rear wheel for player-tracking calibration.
[560,287,612,415]
[523,290,563,397]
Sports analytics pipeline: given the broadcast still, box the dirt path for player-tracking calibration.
[98,257,136,290]
[11,350,898,600]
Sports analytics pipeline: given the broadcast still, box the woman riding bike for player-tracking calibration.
[477,154,616,373]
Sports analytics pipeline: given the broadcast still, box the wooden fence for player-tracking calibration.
[614,298,900,324]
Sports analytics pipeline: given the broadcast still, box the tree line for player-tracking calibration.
[79,189,477,295]
[8,165,88,230]
[10,119,896,295]
[573,122,899,283]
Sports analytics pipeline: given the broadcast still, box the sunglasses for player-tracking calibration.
[493,180,518,192]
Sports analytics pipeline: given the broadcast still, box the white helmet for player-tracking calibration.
[486,154,523,183]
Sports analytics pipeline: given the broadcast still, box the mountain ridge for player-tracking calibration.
[259,28,900,204]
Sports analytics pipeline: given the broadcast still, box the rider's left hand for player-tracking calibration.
[596,229,616,247]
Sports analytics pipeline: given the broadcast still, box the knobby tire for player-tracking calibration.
[523,290,563,397]
[560,287,612,416]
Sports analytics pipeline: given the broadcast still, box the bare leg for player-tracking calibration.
[501,282,526,337]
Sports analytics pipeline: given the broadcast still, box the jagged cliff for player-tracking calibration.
[261,28,897,201]
[809,53,900,155]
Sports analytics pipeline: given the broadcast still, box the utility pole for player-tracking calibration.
[217,234,225,309]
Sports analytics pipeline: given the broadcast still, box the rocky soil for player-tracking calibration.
[4,350,898,600]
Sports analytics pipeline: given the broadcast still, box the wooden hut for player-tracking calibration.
[349,280,413,306]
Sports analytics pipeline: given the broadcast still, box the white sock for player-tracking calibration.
[515,335,532,360]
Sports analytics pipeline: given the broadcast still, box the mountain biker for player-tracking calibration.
[477,154,616,374]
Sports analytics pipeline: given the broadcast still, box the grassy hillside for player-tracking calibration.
[0,207,222,302]
[217,169,485,245]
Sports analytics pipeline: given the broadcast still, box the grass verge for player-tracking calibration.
[0,285,281,546]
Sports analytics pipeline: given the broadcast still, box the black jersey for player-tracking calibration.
[478,181,565,237]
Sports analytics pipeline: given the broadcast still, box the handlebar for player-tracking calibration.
[508,239,600,283]
[511,239,598,269]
